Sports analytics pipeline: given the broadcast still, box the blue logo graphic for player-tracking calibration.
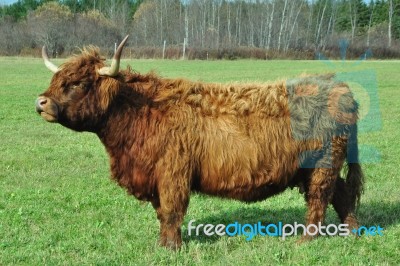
[351,225,384,236]
[289,39,381,168]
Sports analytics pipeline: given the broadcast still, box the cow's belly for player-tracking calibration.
[193,116,299,201]
[193,162,296,202]
[193,180,288,202]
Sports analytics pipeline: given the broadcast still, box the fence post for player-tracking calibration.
[163,40,166,59]
[182,38,187,60]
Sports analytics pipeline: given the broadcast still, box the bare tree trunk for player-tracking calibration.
[236,2,242,46]
[285,1,303,52]
[259,3,267,48]
[163,0,168,43]
[277,0,288,51]
[283,1,294,51]
[217,1,221,48]
[155,0,161,44]
[227,3,231,45]
[305,1,313,48]
[261,4,267,48]
[349,0,357,42]
[367,4,374,47]
[316,0,328,50]
[323,1,336,50]
[248,4,254,47]
[388,0,393,47]
[201,1,206,47]
[185,4,189,47]
[330,1,337,41]
[266,2,275,50]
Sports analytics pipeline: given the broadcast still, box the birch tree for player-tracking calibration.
[277,0,288,51]
[266,1,275,50]
[388,0,394,47]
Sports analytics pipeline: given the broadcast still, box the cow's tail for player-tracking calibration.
[346,162,364,209]
[345,124,364,209]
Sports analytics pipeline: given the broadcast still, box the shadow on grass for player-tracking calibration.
[357,201,400,228]
[183,201,400,244]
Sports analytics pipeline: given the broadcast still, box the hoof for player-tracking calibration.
[159,237,182,250]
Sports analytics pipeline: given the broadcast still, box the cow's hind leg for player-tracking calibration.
[303,167,337,240]
[331,177,359,230]
[330,135,361,232]
[302,137,349,240]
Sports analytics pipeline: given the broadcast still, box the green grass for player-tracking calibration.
[1,57,399,265]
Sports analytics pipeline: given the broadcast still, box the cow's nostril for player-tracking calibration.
[39,98,47,106]
[36,97,48,112]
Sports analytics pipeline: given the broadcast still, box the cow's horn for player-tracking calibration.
[42,46,59,73]
[98,35,129,77]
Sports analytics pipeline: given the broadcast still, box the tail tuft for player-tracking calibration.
[346,162,364,208]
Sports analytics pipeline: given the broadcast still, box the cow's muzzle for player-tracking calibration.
[36,96,58,122]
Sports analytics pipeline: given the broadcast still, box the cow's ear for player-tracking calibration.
[97,78,120,111]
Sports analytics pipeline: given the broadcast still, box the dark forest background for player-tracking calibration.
[1,0,399,59]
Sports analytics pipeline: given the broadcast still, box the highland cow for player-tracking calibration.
[36,36,363,249]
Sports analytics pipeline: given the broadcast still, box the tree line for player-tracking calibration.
[1,0,399,59]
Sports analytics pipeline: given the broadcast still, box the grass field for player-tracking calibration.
[0,57,399,265]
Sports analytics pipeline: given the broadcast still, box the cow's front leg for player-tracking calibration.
[152,151,192,250]
[155,184,189,250]
[151,198,186,250]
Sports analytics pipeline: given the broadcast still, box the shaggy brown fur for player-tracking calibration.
[37,47,364,249]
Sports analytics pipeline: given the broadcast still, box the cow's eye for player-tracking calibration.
[69,83,85,91]
[72,82,89,91]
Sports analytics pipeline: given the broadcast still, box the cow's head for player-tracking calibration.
[36,36,129,131]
